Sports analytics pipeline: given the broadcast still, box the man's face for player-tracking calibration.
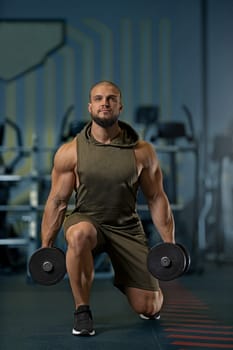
[88,83,123,128]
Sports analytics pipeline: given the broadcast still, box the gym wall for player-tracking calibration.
[0,0,233,255]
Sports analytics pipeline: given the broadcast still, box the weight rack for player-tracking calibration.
[0,141,56,273]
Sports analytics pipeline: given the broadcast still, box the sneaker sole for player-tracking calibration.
[72,328,95,336]
[139,313,160,320]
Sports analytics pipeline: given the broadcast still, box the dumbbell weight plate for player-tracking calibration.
[147,243,186,281]
[176,243,191,273]
[29,247,66,286]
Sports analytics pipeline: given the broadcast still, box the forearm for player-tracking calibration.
[41,196,68,247]
[148,193,175,243]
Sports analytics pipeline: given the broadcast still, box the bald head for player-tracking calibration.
[89,81,122,102]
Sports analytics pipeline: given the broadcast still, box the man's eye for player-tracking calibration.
[110,96,117,102]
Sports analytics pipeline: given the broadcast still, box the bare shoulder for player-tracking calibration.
[135,140,156,155]
[53,138,77,172]
[134,140,158,168]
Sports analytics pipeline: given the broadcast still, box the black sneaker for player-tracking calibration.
[72,305,95,336]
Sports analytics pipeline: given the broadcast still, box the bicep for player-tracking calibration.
[140,166,165,202]
[140,157,172,227]
[47,144,76,203]
[49,167,75,202]
[139,145,165,202]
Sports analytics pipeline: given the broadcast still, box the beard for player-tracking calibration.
[91,114,119,128]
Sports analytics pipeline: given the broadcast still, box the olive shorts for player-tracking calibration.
[63,212,159,292]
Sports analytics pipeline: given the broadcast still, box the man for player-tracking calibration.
[41,80,175,336]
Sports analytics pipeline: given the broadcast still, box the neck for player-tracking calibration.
[90,121,121,144]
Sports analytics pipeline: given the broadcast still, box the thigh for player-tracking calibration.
[103,224,159,292]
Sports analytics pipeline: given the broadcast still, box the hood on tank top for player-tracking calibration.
[81,120,139,148]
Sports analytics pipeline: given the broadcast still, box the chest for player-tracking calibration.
[78,142,138,187]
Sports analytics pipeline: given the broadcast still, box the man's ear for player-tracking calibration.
[88,103,92,113]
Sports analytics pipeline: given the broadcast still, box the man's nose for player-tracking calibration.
[102,97,109,105]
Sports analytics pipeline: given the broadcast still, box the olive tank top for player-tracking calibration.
[74,121,140,226]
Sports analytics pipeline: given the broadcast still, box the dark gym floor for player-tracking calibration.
[1,262,233,350]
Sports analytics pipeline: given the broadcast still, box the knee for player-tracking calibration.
[132,298,156,316]
[127,289,163,317]
[66,222,97,252]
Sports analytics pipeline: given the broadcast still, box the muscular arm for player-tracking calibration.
[41,140,77,247]
[137,142,175,243]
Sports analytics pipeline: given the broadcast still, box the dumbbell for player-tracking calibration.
[29,247,66,286]
[147,242,191,281]
[29,242,190,285]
